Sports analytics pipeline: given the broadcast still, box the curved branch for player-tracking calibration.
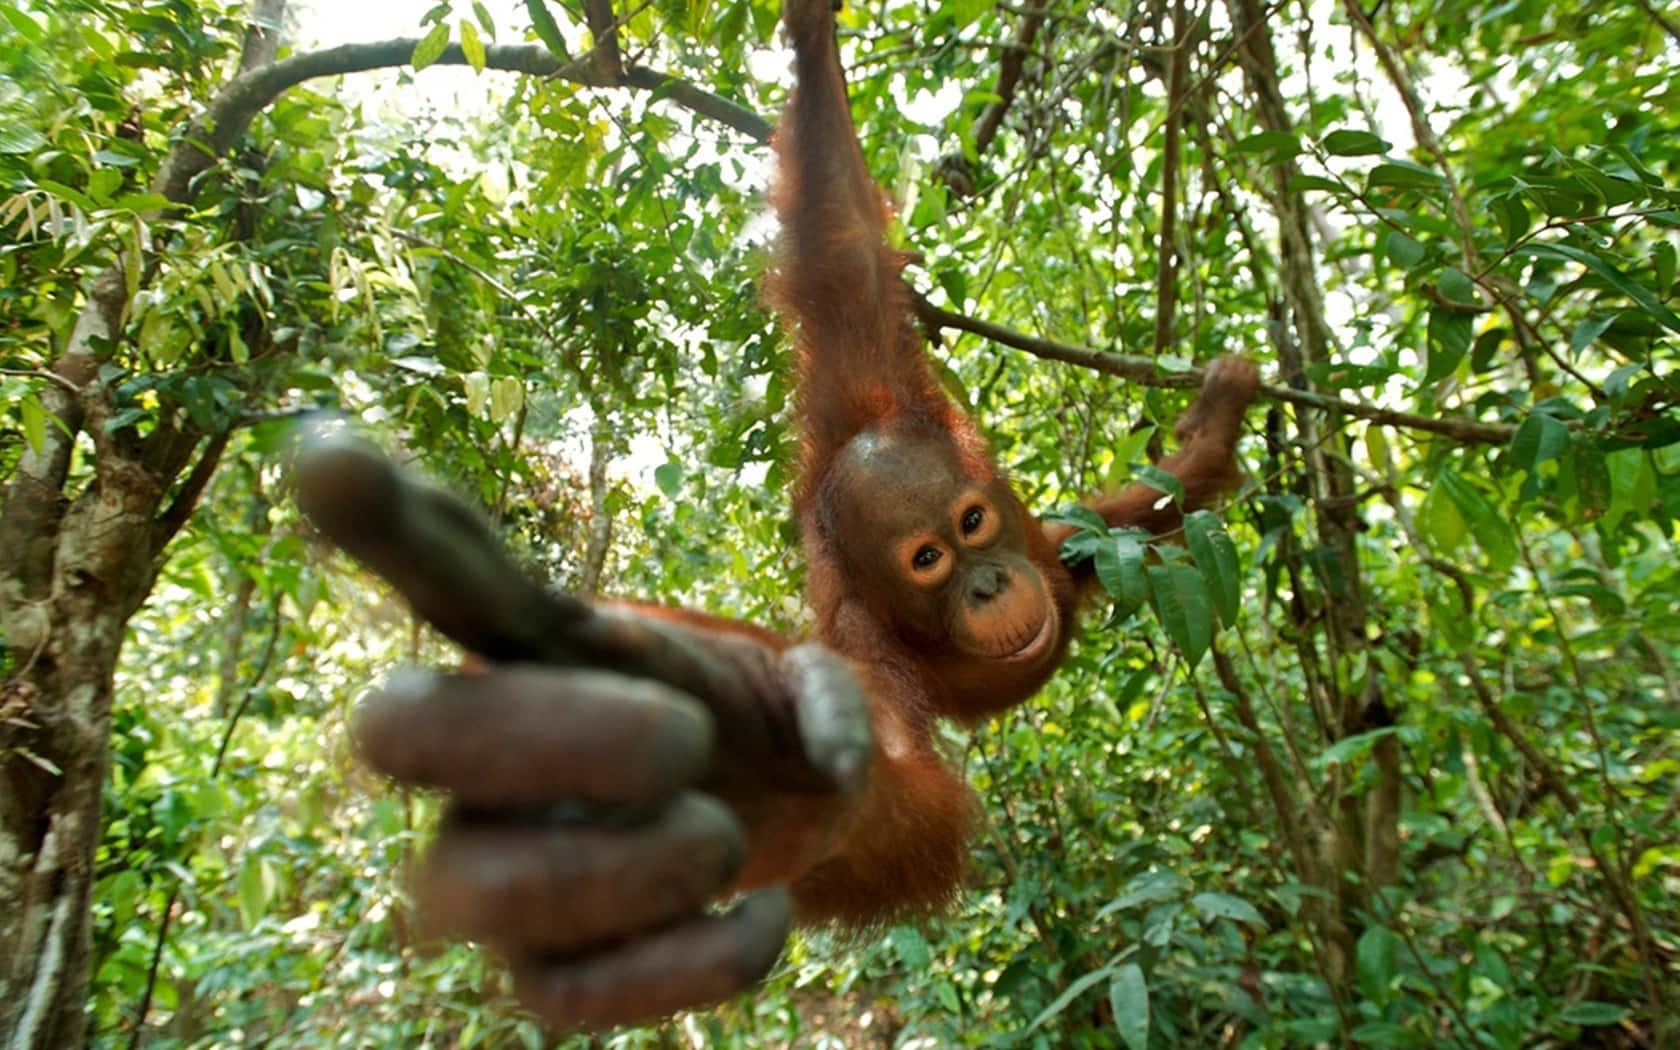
[156,38,768,206]
[908,290,1518,446]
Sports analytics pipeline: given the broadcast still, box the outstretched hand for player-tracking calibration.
[294,430,872,1030]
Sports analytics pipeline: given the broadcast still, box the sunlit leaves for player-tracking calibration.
[525,0,571,58]
[6,0,1674,1044]
[0,4,45,43]
[1323,128,1389,156]
[1512,242,1680,336]
[18,395,47,455]
[411,21,451,69]
[458,19,486,71]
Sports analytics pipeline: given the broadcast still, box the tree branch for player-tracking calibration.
[155,38,768,206]
[1631,0,1680,43]
[908,289,1518,445]
[582,0,625,79]
[938,3,1047,197]
[1151,0,1188,358]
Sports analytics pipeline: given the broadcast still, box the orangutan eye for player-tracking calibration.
[960,507,984,534]
[913,546,942,570]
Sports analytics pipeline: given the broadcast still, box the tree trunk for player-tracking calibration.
[0,6,288,1042]
[1225,0,1400,990]
[1,482,165,1049]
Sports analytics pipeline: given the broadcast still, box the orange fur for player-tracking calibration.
[617,0,1255,929]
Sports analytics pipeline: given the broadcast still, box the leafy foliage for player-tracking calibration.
[2,0,1676,1046]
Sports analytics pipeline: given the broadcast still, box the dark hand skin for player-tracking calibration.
[294,432,872,1031]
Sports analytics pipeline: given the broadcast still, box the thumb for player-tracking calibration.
[779,644,873,795]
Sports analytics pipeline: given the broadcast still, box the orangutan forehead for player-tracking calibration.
[835,426,960,479]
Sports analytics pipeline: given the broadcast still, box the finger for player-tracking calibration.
[420,793,746,952]
[295,432,833,771]
[779,643,872,794]
[294,430,592,663]
[510,888,792,1032]
[355,667,712,807]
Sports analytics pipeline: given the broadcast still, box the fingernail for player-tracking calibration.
[380,666,437,703]
[829,744,871,794]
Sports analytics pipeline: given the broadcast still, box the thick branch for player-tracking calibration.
[582,0,625,79]
[908,291,1517,445]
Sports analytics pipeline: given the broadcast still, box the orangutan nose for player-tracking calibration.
[968,565,1009,604]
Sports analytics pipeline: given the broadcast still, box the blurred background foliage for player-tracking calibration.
[0,0,1676,1046]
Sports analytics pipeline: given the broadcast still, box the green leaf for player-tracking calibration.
[237,857,271,928]
[654,460,684,498]
[1437,267,1478,306]
[472,0,496,34]
[1604,448,1656,532]
[1655,240,1676,298]
[526,0,571,57]
[459,19,486,71]
[1131,464,1186,505]
[1419,482,1466,555]
[1438,468,1516,572]
[1569,315,1613,354]
[1556,1002,1630,1026]
[1323,128,1389,156]
[1099,870,1189,916]
[1184,510,1240,626]
[1190,891,1263,925]
[1512,242,1680,336]
[1424,307,1472,382]
[1355,926,1397,1004]
[1109,963,1150,1050]
[412,22,451,69]
[889,925,931,970]
[1031,967,1118,1030]
[0,5,46,42]
[490,376,523,423]
[1288,173,1350,195]
[1148,562,1214,667]
[20,397,47,456]
[1384,231,1424,268]
[1367,161,1445,192]
[1233,131,1300,161]
[1321,725,1401,766]
[1491,193,1530,245]
[1094,531,1149,622]
[34,180,96,210]
[1505,412,1572,500]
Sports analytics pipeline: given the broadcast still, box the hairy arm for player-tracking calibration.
[1046,357,1260,562]
[295,434,876,1029]
[770,0,941,455]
